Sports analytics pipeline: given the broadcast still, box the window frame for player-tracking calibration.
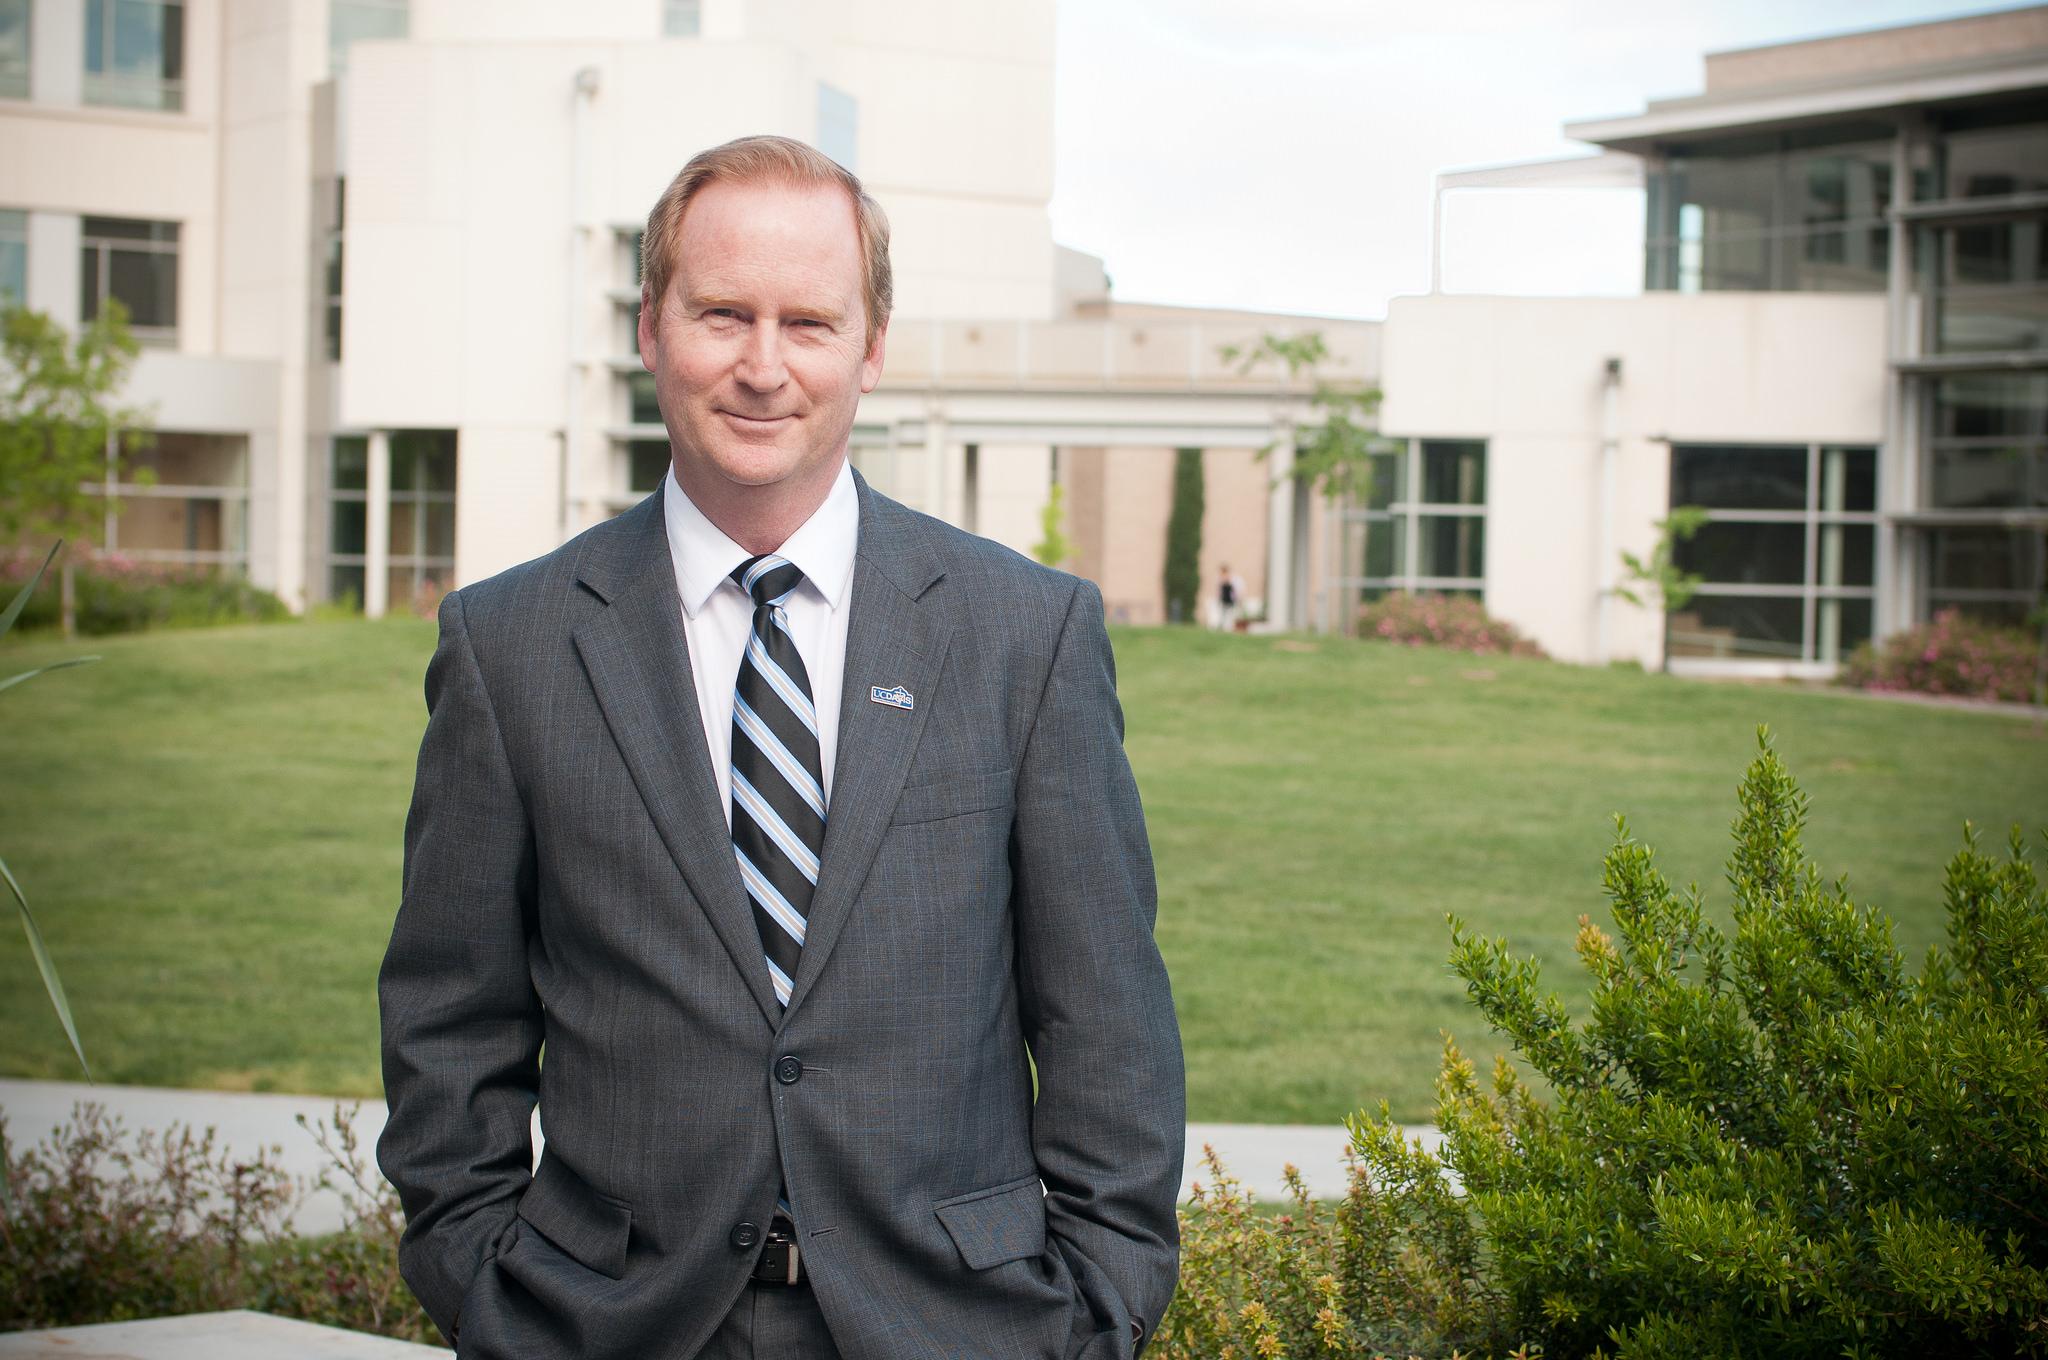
[1667,442,1880,665]
[0,0,31,101]
[80,215,180,343]
[82,0,185,113]
[1337,437,1488,604]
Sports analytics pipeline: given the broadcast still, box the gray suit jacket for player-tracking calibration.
[377,473,1185,1359]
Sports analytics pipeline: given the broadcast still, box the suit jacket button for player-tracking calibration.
[730,1221,760,1250]
[775,1055,803,1085]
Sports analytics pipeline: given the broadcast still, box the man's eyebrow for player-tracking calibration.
[682,291,847,326]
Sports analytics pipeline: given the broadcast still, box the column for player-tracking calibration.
[922,400,947,520]
[31,0,84,105]
[365,429,391,619]
[1264,416,1296,629]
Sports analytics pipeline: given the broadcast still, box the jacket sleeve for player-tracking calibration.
[376,587,542,1340]
[1012,577,1186,1354]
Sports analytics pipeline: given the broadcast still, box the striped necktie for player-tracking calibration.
[729,554,825,1011]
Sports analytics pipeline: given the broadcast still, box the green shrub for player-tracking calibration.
[1164,447,1204,624]
[0,1102,439,1346]
[1841,606,2042,705]
[1357,592,1544,657]
[0,550,290,636]
[1164,732,2048,1357]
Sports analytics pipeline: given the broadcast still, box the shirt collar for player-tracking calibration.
[662,459,859,620]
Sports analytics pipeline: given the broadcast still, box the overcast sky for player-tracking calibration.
[1048,0,2036,318]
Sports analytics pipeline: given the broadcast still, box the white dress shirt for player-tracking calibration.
[661,461,858,826]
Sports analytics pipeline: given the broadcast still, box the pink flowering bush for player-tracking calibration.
[1841,607,2041,705]
[1356,591,1544,658]
[0,548,288,635]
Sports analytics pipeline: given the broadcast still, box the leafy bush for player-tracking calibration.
[1159,1143,1531,1358]
[1162,733,2048,1357]
[0,550,290,636]
[1357,592,1544,658]
[1841,606,2041,705]
[0,1102,439,1346]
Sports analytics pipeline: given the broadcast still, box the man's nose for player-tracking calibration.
[734,323,788,391]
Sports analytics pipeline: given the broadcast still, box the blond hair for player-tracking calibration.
[641,135,892,343]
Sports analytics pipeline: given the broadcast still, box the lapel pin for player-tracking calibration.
[870,685,914,711]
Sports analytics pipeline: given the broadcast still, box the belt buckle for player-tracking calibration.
[756,1220,802,1285]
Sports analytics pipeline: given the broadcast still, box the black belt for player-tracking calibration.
[751,1218,804,1285]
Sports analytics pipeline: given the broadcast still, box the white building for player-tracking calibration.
[6,2,2038,671]
[1381,5,2048,672]
[0,0,1374,631]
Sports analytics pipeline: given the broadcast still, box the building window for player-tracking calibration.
[1338,438,1486,611]
[322,179,345,360]
[83,0,184,112]
[329,0,407,77]
[662,0,701,37]
[94,432,250,566]
[0,0,30,100]
[80,216,178,341]
[0,208,25,303]
[817,83,857,171]
[627,440,669,495]
[1666,443,1877,665]
[1644,126,1896,294]
[328,432,456,608]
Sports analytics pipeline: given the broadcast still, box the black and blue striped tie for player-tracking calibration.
[729,554,825,1011]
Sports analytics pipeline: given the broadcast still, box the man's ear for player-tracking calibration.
[636,286,659,372]
[860,318,889,394]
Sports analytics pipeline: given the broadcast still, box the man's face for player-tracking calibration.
[638,178,886,513]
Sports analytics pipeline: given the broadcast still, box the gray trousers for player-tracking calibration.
[695,1282,843,1360]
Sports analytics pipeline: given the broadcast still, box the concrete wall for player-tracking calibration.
[1380,292,1887,667]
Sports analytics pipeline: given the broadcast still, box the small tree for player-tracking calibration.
[0,302,151,636]
[1032,479,1074,570]
[1163,448,1203,624]
[1616,506,1710,671]
[1221,330,1392,503]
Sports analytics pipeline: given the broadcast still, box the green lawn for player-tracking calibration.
[1,619,2042,1122]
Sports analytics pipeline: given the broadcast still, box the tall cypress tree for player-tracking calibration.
[1163,447,1204,624]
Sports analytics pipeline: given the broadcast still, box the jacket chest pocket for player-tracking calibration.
[890,767,1015,827]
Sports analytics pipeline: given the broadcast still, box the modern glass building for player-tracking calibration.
[1382,5,2047,672]
[1585,10,2047,658]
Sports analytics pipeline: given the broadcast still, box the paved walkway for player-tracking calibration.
[0,1080,1438,1232]
[0,1311,444,1357]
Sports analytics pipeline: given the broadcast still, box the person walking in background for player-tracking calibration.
[377,135,1184,1360]
[1213,563,1243,631]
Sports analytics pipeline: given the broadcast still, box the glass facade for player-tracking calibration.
[83,0,183,111]
[1667,444,1878,663]
[1909,99,2048,631]
[1336,438,1486,619]
[1644,125,1898,293]
[80,216,178,340]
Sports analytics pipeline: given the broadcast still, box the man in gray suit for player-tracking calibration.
[377,135,1185,1359]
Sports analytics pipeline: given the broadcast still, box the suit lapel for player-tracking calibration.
[783,478,952,1019]
[570,488,781,1025]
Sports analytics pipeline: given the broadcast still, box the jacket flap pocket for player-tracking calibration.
[516,1150,633,1279]
[892,767,1016,827]
[933,1173,1046,1270]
